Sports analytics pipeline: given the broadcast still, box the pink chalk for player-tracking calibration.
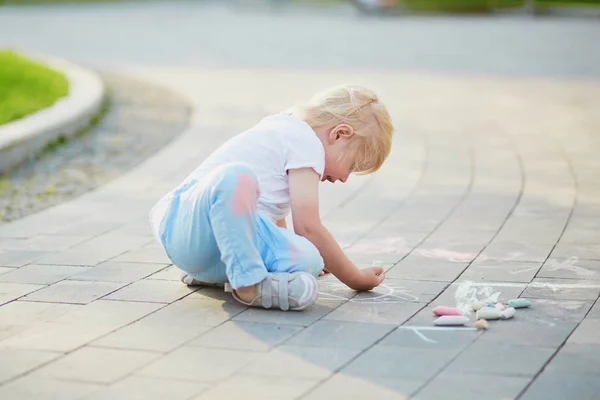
[433,306,464,316]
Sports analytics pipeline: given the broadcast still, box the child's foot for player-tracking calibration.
[232,272,319,311]
[180,272,225,289]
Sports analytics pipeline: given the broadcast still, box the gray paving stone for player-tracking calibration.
[35,248,126,267]
[520,370,600,400]
[342,344,459,380]
[414,371,530,400]
[546,343,600,375]
[136,346,260,383]
[460,260,542,283]
[551,243,600,261]
[537,258,600,280]
[190,321,302,352]
[68,261,168,283]
[0,267,12,275]
[0,235,90,252]
[2,300,163,351]
[567,318,600,345]
[34,346,160,384]
[193,374,317,400]
[111,244,172,264]
[0,301,79,327]
[0,348,61,383]
[0,282,45,305]
[103,279,197,303]
[0,250,49,267]
[233,298,343,327]
[379,326,480,350]
[444,341,554,376]
[241,345,360,380]
[323,300,423,325]
[0,377,101,400]
[82,376,208,400]
[146,265,181,281]
[303,373,423,400]
[475,242,554,263]
[287,320,395,350]
[22,280,125,304]
[0,264,90,285]
[354,278,448,304]
[386,257,469,282]
[522,278,600,301]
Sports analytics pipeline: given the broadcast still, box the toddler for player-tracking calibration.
[149,84,394,311]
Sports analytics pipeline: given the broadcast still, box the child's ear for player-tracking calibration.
[332,124,354,141]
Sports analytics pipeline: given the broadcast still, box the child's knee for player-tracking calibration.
[297,242,325,277]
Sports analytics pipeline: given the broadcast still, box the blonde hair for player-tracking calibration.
[289,84,394,175]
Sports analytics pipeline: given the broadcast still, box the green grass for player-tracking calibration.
[0,50,69,126]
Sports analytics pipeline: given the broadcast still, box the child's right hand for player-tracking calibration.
[350,266,385,291]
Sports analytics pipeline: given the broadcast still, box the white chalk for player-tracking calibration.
[433,316,470,326]
[500,307,516,320]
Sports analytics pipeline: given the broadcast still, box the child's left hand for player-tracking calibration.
[318,267,330,277]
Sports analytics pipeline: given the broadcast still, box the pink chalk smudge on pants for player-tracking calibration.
[230,174,258,217]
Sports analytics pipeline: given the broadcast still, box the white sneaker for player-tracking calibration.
[231,272,319,311]
[180,272,225,288]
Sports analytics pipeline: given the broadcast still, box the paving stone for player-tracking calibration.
[323,300,423,325]
[146,265,181,281]
[379,326,480,350]
[0,377,101,400]
[342,344,459,380]
[0,282,45,305]
[460,260,542,283]
[193,374,317,400]
[414,371,530,400]
[35,248,126,267]
[2,300,163,351]
[0,235,90,252]
[475,242,553,263]
[303,373,423,400]
[0,348,61,383]
[233,298,343,327]
[444,341,554,376]
[286,320,395,350]
[93,294,246,352]
[103,279,197,303]
[0,264,90,285]
[386,257,469,282]
[567,318,600,345]
[520,370,600,400]
[68,261,168,283]
[0,250,49,267]
[190,321,302,352]
[34,346,160,384]
[241,345,360,380]
[537,258,600,280]
[354,278,448,304]
[551,243,600,261]
[522,278,600,301]
[82,376,208,400]
[22,280,125,304]
[0,301,79,327]
[0,267,12,275]
[111,244,172,264]
[546,343,600,375]
[136,346,259,383]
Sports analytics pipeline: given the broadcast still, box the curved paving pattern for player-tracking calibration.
[1,3,600,400]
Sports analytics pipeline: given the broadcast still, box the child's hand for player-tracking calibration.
[350,266,385,291]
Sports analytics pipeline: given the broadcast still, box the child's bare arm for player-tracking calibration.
[288,168,384,291]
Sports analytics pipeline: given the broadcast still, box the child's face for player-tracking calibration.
[321,124,357,184]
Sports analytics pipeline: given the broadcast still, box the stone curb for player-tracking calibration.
[0,53,105,174]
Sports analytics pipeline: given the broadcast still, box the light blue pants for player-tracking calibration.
[154,163,324,290]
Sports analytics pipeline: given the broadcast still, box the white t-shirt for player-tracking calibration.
[153,113,325,228]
